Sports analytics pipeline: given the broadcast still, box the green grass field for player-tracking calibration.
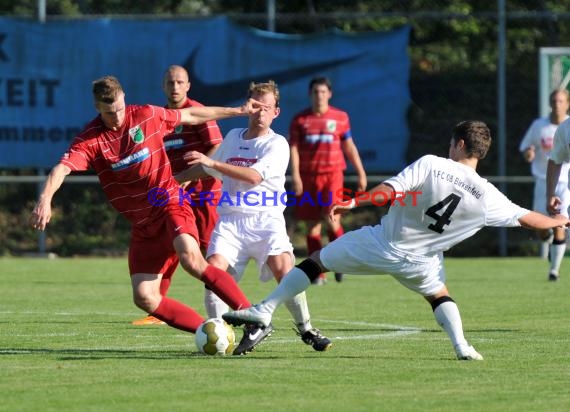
[2,256,570,412]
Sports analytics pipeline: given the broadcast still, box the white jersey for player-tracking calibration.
[207,128,289,216]
[519,116,570,181]
[550,117,570,165]
[380,155,529,255]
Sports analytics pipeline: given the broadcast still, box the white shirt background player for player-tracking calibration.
[519,89,570,277]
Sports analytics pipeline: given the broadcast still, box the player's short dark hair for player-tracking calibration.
[248,80,280,108]
[452,120,492,159]
[92,76,124,104]
[550,88,570,104]
[309,76,332,92]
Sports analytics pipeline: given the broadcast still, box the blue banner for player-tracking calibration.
[0,17,410,172]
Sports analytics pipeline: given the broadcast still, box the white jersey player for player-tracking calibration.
[520,89,570,280]
[548,114,570,245]
[177,81,331,355]
[224,120,570,361]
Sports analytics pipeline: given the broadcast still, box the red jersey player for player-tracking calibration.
[30,75,264,336]
[132,65,224,326]
[289,76,367,284]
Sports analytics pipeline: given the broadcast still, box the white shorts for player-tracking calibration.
[533,178,570,217]
[207,212,294,282]
[320,225,446,296]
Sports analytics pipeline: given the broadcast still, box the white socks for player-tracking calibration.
[549,242,566,275]
[204,288,229,318]
[260,267,312,314]
[284,292,313,332]
[433,300,468,348]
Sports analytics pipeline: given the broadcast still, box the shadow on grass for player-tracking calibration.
[0,347,230,360]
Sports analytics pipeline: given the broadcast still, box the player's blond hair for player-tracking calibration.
[452,120,492,159]
[92,76,124,104]
[248,80,280,108]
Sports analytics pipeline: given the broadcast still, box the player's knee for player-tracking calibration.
[133,291,160,313]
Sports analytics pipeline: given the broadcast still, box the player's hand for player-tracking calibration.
[329,199,355,223]
[30,198,52,231]
[523,145,535,163]
[547,195,562,215]
[551,213,570,228]
[184,151,214,168]
[240,98,269,115]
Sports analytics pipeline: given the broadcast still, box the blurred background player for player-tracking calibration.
[178,81,331,355]
[289,76,367,284]
[132,65,223,325]
[547,108,570,281]
[519,88,570,280]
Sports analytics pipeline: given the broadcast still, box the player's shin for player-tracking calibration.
[430,296,468,348]
[151,296,205,333]
[549,238,566,276]
[201,265,251,309]
[204,286,230,318]
[284,291,313,332]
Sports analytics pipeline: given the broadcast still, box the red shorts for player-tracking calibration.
[128,205,199,277]
[294,170,344,221]
[189,190,220,250]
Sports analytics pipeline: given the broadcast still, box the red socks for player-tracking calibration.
[159,277,171,296]
[306,234,322,255]
[152,297,204,333]
[151,265,251,334]
[201,265,251,310]
[328,226,344,242]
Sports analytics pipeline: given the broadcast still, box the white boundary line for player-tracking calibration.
[1,314,423,344]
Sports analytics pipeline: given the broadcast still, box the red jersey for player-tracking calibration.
[61,105,182,226]
[289,105,352,173]
[163,97,222,195]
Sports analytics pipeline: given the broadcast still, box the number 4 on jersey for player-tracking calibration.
[425,193,461,233]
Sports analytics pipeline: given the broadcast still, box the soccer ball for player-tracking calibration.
[195,318,236,355]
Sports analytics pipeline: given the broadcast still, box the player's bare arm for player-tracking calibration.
[518,211,570,230]
[175,144,222,185]
[546,159,563,214]
[342,138,367,191]
[289,145,303,195]
[329,182,394,222]
[178,98,268,125]
[184,150,263,185]
[30,163,71,231]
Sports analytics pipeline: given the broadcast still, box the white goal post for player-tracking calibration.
[539,47,570,117]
